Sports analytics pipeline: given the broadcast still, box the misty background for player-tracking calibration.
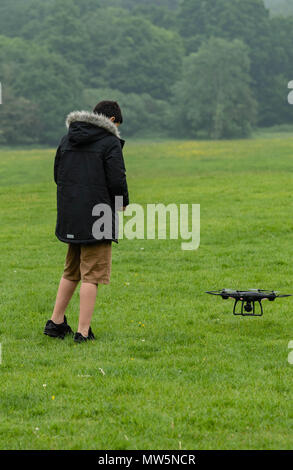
[0,0,293,144]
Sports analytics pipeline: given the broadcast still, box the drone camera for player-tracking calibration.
[244,302,253,313]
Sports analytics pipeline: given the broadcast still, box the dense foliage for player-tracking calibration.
[0,0,292,143]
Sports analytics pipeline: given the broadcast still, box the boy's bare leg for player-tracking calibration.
[51,276,79,324]
[77,282,98,337]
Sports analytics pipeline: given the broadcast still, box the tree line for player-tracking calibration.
[0,0,292,144]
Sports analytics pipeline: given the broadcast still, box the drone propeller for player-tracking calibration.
[205,290,223,295]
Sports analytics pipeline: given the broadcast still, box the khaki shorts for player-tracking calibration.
[63,241,112,285]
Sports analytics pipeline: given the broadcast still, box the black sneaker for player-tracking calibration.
[88,327,95,340]
[74,327,95,343]
[44,315,73,339]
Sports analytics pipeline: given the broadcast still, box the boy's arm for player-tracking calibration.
[104,137,129,207]
[54,145,61,184]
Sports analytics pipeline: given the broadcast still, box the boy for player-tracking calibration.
[43,101,129,342]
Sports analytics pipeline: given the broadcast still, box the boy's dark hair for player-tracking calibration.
[93,100,123,124]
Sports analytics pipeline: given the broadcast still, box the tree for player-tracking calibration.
[100,15,185,100]
[171,37,257,139]
[260,15,293,125]
[177,0,270,126]
[131,4,178,30]
[99,0,180,10]
[17,1,184,100]
[177,0,270,46]
[0,36,83,144]
[0,87,42,144]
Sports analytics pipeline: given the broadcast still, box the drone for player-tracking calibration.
[206,289,292,316]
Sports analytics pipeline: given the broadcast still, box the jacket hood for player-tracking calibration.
[65,110,125,147]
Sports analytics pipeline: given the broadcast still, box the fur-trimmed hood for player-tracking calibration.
[66,110,121,139]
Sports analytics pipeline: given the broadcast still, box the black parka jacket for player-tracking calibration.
[54,111,129,244]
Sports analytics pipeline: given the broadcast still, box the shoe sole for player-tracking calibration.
[44,330,65,339]
[73,337,95,343]
[44,329,73,339]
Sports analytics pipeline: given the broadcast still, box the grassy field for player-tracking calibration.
[1,134,293,450]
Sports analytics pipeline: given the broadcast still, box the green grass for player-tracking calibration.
[252,124,293,139]
[1,135,293,450]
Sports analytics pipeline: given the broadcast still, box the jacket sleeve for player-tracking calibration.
[104,137,129,206]
[54,145,61,184]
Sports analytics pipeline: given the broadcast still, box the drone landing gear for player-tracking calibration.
[233,299,263,317]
